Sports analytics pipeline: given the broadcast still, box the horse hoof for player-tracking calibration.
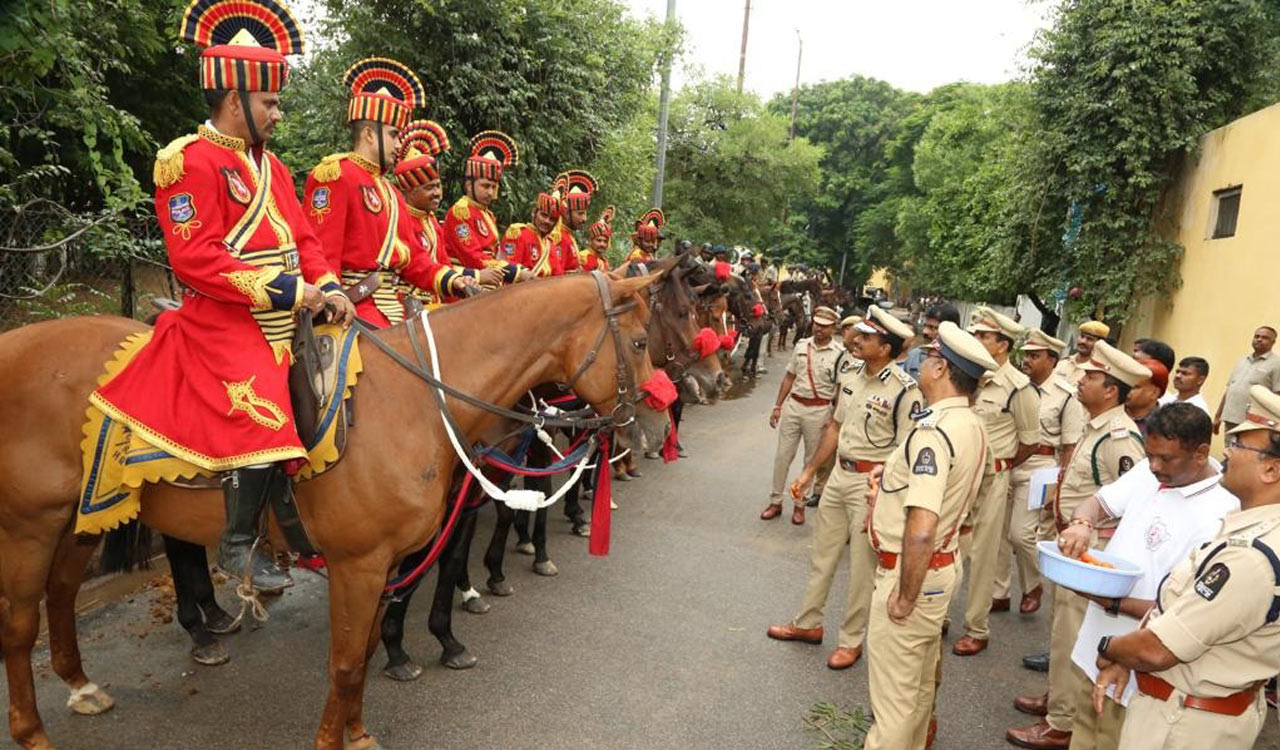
[461,596,490,614]
[204,609,240,636]
[486,579,515,597]
[66,683,115,716]
[441,650,478,670]
[190,642,230,666]
[344,732,384,750]
[533,560,559,577]
[382,661,423,682]
[514,541,535,555]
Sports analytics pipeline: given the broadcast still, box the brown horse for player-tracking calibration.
[0,272,666,750]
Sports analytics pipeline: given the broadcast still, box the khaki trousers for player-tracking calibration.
[1117,690,1267,750]
[994,457,1054,599]
[865,563,958,750]
[792,466,876,646]
[1067,664,1125,750]
[959,468,1011,640]
[769,398,830,501]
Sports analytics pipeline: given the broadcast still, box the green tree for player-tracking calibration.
[661,76,822,250]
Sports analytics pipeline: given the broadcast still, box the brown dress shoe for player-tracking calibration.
[1013,692,1048,716]
[925,717,938,750]
[791,505,805,525]
[766,623,823,644]
[1020,584,1044,614]
[760,504,783,520]
[1006,720,1071,749]
[826,646,862,670]
[951,635,989,656]
[991,597,1011,612]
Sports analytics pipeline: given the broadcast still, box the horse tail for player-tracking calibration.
[100,519,154,574]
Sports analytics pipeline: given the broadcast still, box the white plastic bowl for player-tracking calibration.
[1037,540,1142,598]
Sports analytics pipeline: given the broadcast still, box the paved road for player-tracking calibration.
[7,358,1279,749]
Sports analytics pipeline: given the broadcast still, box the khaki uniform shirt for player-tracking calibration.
[1053,405,1144,529]
[1144,504,1280,697]
[833,361,924,463]
[1054,356,1089,386]
[785,337,842,401]
[1221,351,1280,425]
[869,396,990,555]
[1038,375,1086,452]
[973,360,1040,460]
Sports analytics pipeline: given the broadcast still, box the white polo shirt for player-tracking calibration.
[1157,391,1210,416]
[1070,458,1239,705]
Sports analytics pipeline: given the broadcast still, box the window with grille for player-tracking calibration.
[1211,186,1242,239]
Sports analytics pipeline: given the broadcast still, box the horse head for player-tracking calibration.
[643,254,728,404]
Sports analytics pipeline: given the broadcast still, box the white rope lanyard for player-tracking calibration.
[418,310,593,512]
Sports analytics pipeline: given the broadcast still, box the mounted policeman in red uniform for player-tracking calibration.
[501,184,563,277]
[302,58,477,327]
[443,131,528,284]
[394,120,504,304]
[545,169,598,275]
[627,208,665,264]
[91,0,356,592]
[579,205,615,272]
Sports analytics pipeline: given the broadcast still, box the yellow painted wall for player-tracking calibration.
[1125,103,1280,421]
[868,267,892,295]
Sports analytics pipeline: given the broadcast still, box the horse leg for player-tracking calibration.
[451,505,489,614]
[427,510,479,669]
[531,506,556,576]
[1,533,60,749]
[313,558,387,750]
[380,545,426,682]
[161,534,230,667]
[483,502,516,596]
[513,509,533,550]
[45,530,116,718]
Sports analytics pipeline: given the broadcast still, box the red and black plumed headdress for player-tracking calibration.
[343,57,425,131]
[559,170,598,212]
[465,131,519,181]
[588,205,616,240]
[180,0,305,92]
[634,208,665,242]
[394,120,450,190]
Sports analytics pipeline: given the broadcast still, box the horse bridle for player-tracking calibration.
[648,272,703,382]
[353,270,645,431]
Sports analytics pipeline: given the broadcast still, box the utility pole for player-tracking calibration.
[736,0,750,94]
[788,30,802,140]
[650,0,677,208]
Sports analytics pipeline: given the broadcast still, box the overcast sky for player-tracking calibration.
[625,0,1057,97]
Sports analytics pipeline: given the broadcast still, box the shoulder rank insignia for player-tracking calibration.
[1110,419,1131,440]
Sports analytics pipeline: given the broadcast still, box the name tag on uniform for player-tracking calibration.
[283,249,299,271]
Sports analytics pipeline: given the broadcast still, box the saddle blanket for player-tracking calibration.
[76,324,362,534]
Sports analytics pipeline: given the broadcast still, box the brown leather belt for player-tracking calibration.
[993,458,1015,473]
[790,393,831,407]
[839,457,883,473]
[877,550,956,570]
[1032,445,1057,456]
[1136,673,1264,716]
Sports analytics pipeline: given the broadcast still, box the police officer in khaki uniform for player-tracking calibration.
[953,307,1040,656]
[1008,340,1147,750]
[864,321,996,750]
[763,306,842,525]
[995,330,1085,615]
[1091,386,1280,750]
[766,306,923,670]
[1054,320,1110,386]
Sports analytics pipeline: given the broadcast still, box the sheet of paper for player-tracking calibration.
[1028,465,1059,510]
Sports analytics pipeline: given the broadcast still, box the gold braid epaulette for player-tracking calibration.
[504,223,526,240]
[153,134,201,189]
[450,199,471,221]
[310,153,349,183]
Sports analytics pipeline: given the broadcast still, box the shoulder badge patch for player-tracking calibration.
[312,187,330,210]
[222,167,252,205]
[455,223,472,240]
[361,185,383,214]
[909,400,925,417]
[1194,562,1230,600]
[501,242,517,260]
[168,192,195,224]
[1118,455,1134,475]
[476,219,491,237]
[913,447,939,476]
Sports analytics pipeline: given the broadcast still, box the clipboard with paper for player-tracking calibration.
[1028,466,1059,510]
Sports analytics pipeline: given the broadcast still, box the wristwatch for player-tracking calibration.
[1107,597,1122,616]
[1097,635,1112,656]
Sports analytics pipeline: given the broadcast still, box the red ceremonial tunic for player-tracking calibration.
[443,195,502,269]
[626,246,653,263]
[545,218,581,276]
[302,152,457,328]
[92,125,343,471]
[578,249,610,272]
[403,206,470,305]
[501,223,554,276]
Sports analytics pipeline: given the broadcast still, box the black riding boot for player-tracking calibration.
[216,466,293,593]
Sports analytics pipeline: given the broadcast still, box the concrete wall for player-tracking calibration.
[1125,102,1280,417]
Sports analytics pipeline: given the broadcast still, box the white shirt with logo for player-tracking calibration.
[1070,458,1239,705]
